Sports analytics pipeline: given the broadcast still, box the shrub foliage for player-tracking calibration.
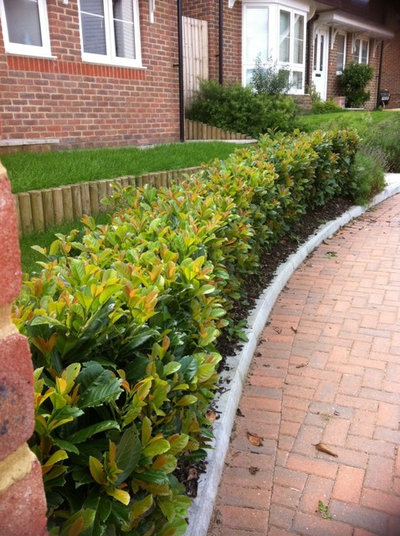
[186,79,298,137]
[250,55,292,96]
[14,128,358,535]
[339,62,374,108]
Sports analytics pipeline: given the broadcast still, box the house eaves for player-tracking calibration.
[317,10,394,39]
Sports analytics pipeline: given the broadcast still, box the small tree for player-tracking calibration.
[339,62,374,108]
[250,55,292,96]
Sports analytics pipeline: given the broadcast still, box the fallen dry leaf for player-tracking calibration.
[273,326,282,334]
[291,326,298,333]
[206,410,217,423]
[296,362,308,369]
[314,443,338,457]
[186,468,198,481]
[249,466,260,475]
[247,432,263,447]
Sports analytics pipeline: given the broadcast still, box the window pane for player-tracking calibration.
[353,39,360,62]
[246,69,255,85]
[279,10,290,62]
[313,35,317,70]
[3,0,42,46]
[320,34,324,71]
[361,40,368,63]
[292,71,303,90]
[293,14,304,64]
[81,6,106,55]
[245,8,268,63]
[337,34,345,71]
[81,0,104,16]
[113,0,135,59]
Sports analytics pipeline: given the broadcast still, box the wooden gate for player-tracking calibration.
[182,16,208,108]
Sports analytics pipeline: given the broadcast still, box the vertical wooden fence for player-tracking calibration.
[182,16,208,108]
[184,119,254,141]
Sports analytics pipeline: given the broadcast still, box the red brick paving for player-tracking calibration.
[208,196,400,536]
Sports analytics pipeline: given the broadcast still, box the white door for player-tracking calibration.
[312,28,329,100]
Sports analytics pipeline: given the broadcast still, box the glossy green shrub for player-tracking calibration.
[186,79,298,137]
[340,62,374,108]
[14,128,358,535]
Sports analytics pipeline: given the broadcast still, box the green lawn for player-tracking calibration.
[3,141,246,194]
[298,109,400,134]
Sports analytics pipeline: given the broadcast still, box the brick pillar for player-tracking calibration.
[0,162,48,535]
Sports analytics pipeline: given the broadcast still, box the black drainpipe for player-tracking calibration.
[219,0,223,84]
[376,40,384,108]
[177,0,185,141]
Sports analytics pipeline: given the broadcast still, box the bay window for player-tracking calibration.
[278,9,305,93]
[0,0,52,57]
[79,0,142,67]
[242,5,269,85]
[242,2,307,94]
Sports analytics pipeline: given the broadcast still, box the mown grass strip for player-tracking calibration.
[2,141,246,194]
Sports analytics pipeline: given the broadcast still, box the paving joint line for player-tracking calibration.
[184,173,400,536]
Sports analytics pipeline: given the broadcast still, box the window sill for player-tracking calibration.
[81,57,146,71]
[5,50,57,61]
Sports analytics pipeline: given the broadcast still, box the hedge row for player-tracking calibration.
[13,129,358,535]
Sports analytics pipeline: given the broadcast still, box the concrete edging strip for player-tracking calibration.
[184,173,400,536]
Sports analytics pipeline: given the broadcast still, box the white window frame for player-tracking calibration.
[336,31,347,74]
[353,37,369,64]
[241,3,269,86]
[241,1,308,93]
[78,0,142,68]
[0,0,52,58]
[277,7,306,94]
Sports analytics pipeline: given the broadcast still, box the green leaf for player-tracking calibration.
[52,438,79,455]
[106,488,130,505]
[78,362,122,408]
[168,434,189,456]
[115,426,141,484]
[133,470,169,485]
[60,508,96,536]
[129,494,153,521]
[89,456,107,485]
[142,439,170,459]
[67,420,120,444]
[176,395,197,406]
[158,497,175,522]
[163,362,181,376]
[98,284,122,305]
[141,417,152,446]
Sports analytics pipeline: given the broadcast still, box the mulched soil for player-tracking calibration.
[177,195,353,497]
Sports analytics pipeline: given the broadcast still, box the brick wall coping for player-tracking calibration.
[0,139,60,147]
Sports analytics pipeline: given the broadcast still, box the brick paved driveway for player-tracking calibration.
[208,195,400,536]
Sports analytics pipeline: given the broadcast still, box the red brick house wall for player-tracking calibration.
[325,32,382,110]
[381,4,400,109]
[0,0,180,150]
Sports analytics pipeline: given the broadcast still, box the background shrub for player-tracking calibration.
[186,79,298,137]
[339,62,374,108]
[250,55,292,96]
[347,151,385,205]
[308,83,343,114]
[14,128,360,535]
